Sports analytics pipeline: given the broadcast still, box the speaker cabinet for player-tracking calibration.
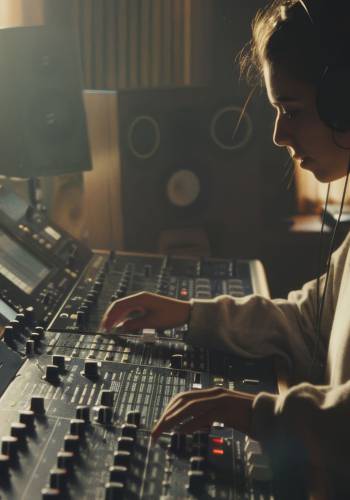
[0,25,91,178]
[84,87,286,257]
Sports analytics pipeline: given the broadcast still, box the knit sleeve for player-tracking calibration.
[186,234,350,382]
[251,381,350,498]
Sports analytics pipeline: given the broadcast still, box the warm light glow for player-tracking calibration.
[0,0,44,28]
[212,448,224,455]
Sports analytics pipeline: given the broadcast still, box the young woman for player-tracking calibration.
[103,1,350,496]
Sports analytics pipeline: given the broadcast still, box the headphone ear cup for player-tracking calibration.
[317,66,350,132]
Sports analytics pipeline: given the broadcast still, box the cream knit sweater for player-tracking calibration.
[188,232,350,496]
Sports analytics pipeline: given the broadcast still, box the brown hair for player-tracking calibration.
[240,0,324,87]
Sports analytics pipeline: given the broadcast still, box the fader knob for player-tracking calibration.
[121,424,137,439]
[1,436,18,462]
[83,360,99,379]
[70,419,85,437]
[57,451,74,474]
[109,465,128,483]
[19,410,35,429]
[45,365,60,385]
[190,456,206,471]
[10,423,27,446]
[126,411,141,427]
[30,396,45,415]
[41,488,61,499]
[49,467,67,489]
[113,451,131,467]
[170,354,183,369]
[169,432,186,454]
[117,436,134,452]
[75,405,90,423]
[63,434,80,454]
[52,355,66,372]
[100,390,115,407]
[105,481,124,500]
[96,406,113,426]
[187,470,205,494]
[0,453,10,476]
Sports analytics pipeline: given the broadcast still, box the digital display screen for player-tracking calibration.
[0,231,50,294]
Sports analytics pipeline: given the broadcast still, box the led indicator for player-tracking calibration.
[211,437,224,445]
[212,448,224,455]
[180,289,188,297]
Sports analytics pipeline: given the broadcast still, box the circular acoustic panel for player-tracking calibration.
[166,169,201,208]
[210,105,253,151]
[127,115,160,160]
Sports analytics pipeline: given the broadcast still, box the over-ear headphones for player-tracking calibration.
[299,0,350,132]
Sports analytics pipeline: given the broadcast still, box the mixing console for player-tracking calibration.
[0,187,280,499]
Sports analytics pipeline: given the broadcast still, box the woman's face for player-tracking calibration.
[263,62,350,182]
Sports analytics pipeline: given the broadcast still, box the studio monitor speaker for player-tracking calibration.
[84,87,284,257]
[0,25,91,178]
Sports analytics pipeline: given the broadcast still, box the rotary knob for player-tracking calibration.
[25,339,36,356]
[24,306,35,327]
[30,332,41,347]
[3,325,14,344]
[30,396,45,415]
[33,325,45,337]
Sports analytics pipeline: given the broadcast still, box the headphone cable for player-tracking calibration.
[309,156,350,381]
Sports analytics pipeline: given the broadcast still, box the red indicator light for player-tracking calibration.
[212,448,224,455]
[180,289,188,297]
[211,437,224,445]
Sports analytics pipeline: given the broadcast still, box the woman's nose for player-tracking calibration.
[273,115,293,147]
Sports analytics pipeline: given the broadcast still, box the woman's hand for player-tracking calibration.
[151,387,255,440]
[101,292,192,332]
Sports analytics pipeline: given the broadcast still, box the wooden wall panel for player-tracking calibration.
[75,0,213,90]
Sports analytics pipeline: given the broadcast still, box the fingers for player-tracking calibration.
[101,293,148,331]
[152,388,229,440]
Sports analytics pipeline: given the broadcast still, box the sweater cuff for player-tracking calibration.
[251,391,278,441]
[186,298,223,348]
